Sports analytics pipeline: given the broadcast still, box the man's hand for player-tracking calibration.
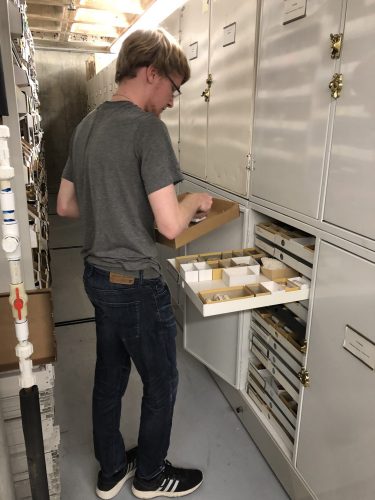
[149,186,213,240]
[195,193,213,213]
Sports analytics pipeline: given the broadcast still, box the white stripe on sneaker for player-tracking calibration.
[165,479,174,491]
[170,480,179,492]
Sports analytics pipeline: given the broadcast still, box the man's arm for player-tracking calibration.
[57,178,80,218]
[149,184,212,240]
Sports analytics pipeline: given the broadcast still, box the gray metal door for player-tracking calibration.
[251,0,344,218]
[181,180,247,387]
[296,241,375,499]
[206,0,256,196]
[323,0,375,241]
[179,0,210,179]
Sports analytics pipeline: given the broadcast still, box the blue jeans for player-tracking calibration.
[83,263,178,479]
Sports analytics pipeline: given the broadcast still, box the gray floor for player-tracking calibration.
[49,193,289,499]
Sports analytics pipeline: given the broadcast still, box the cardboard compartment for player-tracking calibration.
[198,285,253,304]
[222,266,258,286]
[180,261,213,282]
[0,289,55,372]
[206,260,223,280]
[175,255,199,270]
[197,252,222,262]
[246,283,271,297]
[156,195,240,249]
[261,265,299,281]
[263,279,300,293]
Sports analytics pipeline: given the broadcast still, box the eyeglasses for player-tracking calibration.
[166,75,181,98]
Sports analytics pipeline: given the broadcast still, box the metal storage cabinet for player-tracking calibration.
[179,0,209,179]
[251,0,345,218]
[323,0,375,242]
[296,241,375,499]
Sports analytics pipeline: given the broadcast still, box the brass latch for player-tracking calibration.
[201,73,213,102]
[330,33,343,59]
[329,73,343,99]
[300,340,307,354]
[298,367,310,387]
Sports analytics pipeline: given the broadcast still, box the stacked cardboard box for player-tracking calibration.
[0,364,61,499]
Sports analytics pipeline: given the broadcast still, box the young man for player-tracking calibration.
[57,28,213,499]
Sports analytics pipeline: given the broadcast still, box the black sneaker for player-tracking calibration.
[96,447,137,499]
[132,460,203,499]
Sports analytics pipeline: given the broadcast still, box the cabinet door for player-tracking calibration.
[323,0,375,241]
[251,0,344,218]
[179,0,210,179]
[181,180,248,387]
[161,9,181,159]
[296,242,375,499]
[206,0,256,196]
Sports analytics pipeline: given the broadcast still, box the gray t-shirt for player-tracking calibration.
[62,101,183,274]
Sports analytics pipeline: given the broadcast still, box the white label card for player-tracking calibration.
[188,42,198,60]
[223,22,236,47]
[343,325,375,370]
[283,0,307,25]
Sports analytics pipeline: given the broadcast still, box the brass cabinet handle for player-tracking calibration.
[330,33,343,59]
[298,367,310,387]
[329,73,343,99]
[201,73,213,102]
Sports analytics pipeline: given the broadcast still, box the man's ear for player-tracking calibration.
[145,65,159,84]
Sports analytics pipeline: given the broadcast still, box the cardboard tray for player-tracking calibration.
[0,289,56,372]
[156,195,240,249]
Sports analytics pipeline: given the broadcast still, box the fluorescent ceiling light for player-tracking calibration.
[75,8,128,27]
[71,22,118,38]
[110,0,188,53]
[79,0,143,15]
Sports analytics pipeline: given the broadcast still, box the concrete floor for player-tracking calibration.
[49,194,289,500]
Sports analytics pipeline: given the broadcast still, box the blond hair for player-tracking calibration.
[115,28,190,84]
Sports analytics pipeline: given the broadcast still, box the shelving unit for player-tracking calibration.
[1,0,50,293]
[1,2,58,499]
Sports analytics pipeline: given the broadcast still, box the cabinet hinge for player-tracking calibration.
[298,367,310,387]
[246,153,256,171]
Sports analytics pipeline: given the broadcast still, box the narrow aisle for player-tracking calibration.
[49,197,289,499]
